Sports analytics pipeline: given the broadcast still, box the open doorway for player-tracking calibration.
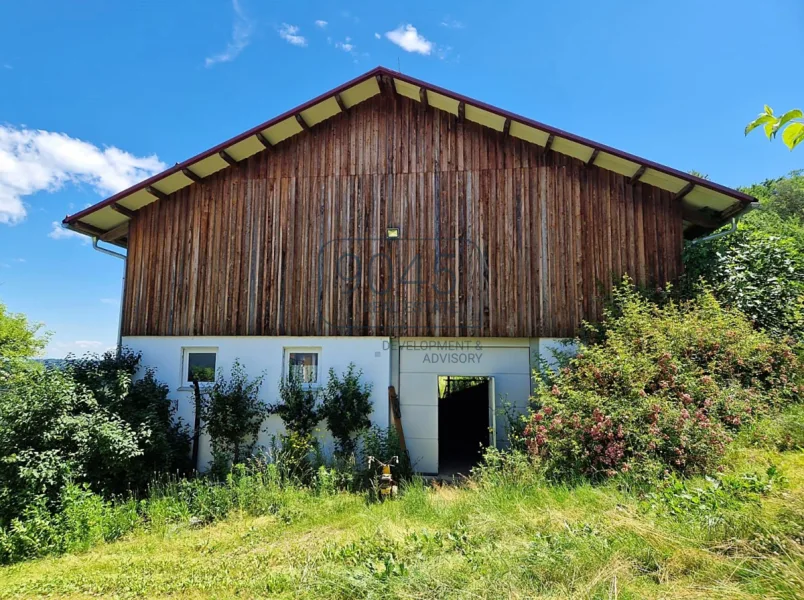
[437,376,494,476]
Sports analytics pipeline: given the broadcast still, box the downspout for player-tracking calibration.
[689,201,761,245]
[92,237,126,355]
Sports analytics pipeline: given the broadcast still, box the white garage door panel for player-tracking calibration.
[400,404,438,439]
[398,373,439,406]
[406,437,438,474]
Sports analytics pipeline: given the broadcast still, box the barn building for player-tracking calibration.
[63,67,755,474]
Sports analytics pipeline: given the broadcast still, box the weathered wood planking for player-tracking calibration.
[122,93,683,338]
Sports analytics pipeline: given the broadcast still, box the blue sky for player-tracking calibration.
[0,0,802,357]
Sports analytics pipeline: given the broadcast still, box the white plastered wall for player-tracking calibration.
[122,336,391,470]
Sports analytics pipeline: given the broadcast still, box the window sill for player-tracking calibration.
[177,385,213,392]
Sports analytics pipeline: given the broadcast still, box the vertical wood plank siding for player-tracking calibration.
[122,94,682,338]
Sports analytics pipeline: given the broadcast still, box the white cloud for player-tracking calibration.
[205,0,253,67]
[279,23,307,47]
[335,37,355,53]
[385,25,433,55]
[436,45,453,60]
[48,222,88,242]
[46,339,116,358]
[374,32,381,39]
[74,340,104,349]
[0,125,164,225]
[100,297,119,305]
[2,64,11,70]
[440,17,464,29]
[314,20,327,28]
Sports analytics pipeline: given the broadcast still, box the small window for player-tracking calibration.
[184,348,217,385]
[286,350,320,384]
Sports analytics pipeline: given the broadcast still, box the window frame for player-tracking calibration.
[182,347,218,388]
[283,347,322,388]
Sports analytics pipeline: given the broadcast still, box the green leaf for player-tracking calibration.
[764,104,774,116]
[745,114,777,136]
[782,122,804,150]
[778,108,803,129]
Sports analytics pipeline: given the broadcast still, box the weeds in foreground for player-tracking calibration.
[0,446,802,599]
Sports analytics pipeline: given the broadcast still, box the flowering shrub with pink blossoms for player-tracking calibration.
[525,281,803,482]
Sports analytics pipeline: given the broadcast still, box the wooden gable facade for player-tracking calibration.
[121,86,683,339]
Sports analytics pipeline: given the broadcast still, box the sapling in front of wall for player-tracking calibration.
[270,372,322,481]
[272,372,322,438]
[200,360,267,472]
[321,363,373,459]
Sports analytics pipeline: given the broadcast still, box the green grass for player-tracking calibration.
[1,447,802,599]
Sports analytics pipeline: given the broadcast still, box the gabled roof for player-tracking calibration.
[63,66,754,247]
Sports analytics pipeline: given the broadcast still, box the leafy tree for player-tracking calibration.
[0,301,48,379]
[0,367,143,525]
[683,172,804,340]
[69,350,192,488]
[746,105,804,150]
[321,363,374,457]
[272,372,321,438]
[742,170,804,222]
[683,220,804,339]
[201,360,267,466]
[0,348,192,524]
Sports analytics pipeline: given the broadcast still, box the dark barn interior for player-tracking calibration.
[438,376,489,475]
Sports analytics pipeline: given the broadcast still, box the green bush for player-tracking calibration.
[69,350,192,491]
[263,431,320,486]
[683,172,804,340]
[271,371,321,438]
[0,366,145,525]
[523,280,803,482]
[0,339,191,527]
[321,363,374,457]
[739,404,804,451]
[0,301,48,363]
[201,360,267,469]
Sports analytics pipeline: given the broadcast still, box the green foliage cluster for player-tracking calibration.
[200,360,267,468]
[0,425,411,565]
[271,361,376,461]
[0,301,49,383]
[644,466,784,523]
[683,171,804,339]
[0,301,48,363]
[746,105,804,150]
[69,351,192,490]
[0,349,190,527]
[272,370,321,438]
[523,280,802,482]
[321,363,374,457]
